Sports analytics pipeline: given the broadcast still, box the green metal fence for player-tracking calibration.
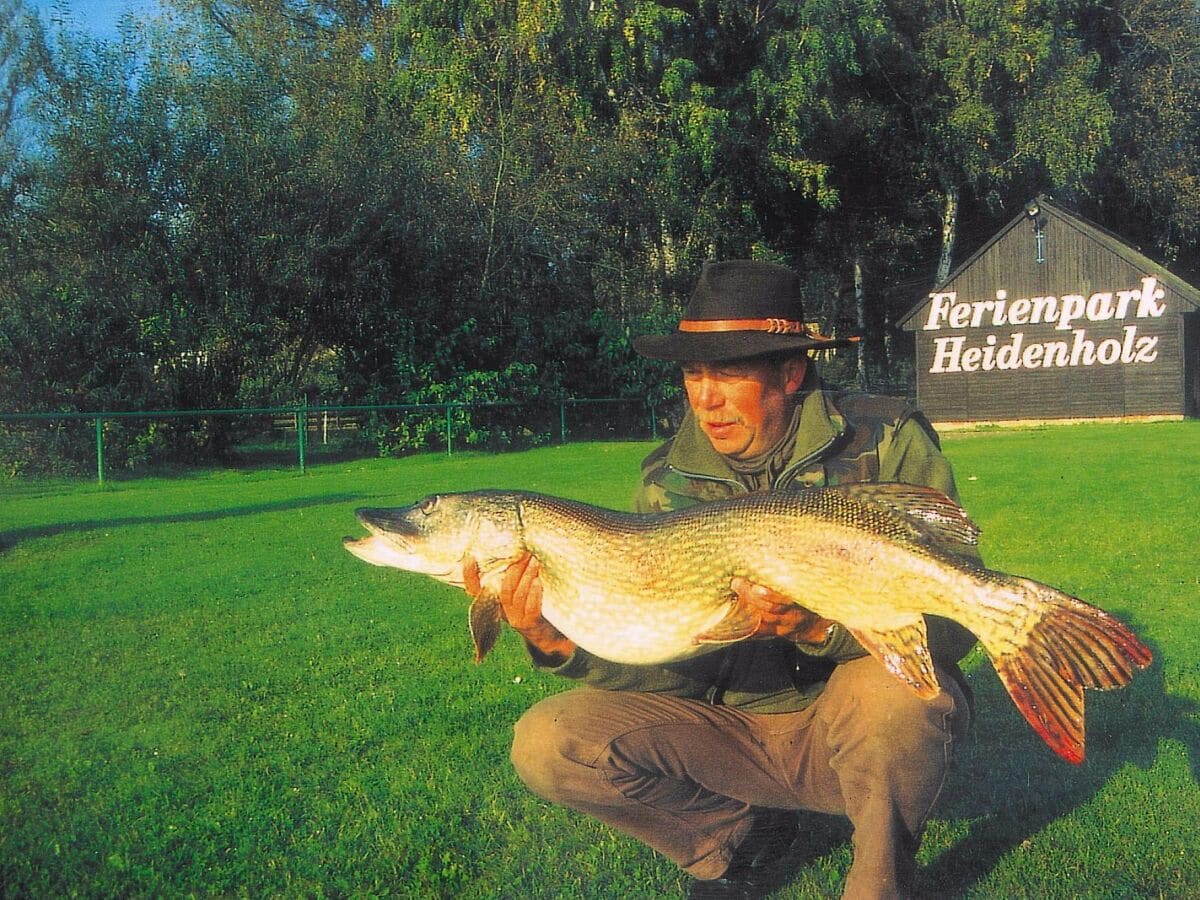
[0,398,664,484]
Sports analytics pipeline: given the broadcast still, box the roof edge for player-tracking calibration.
[897,195,1200,327]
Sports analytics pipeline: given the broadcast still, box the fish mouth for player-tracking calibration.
[355,507,419,539]
[342,532,458,581]
[344,508,419,560]
[344,509,460,582]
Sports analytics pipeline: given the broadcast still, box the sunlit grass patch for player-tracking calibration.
[2,425,1198,897]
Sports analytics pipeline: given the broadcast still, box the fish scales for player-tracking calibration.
[344,484,1152,764]
[519,496,748,663]
[523,490,977,645]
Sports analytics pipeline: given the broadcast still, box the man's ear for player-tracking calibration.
[782,354,808,395]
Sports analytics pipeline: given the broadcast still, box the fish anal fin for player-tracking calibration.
[469,593,503,663]
[694,600,762,646]
[848,619,942,700]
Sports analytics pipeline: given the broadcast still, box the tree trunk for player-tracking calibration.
[854,256,867,388]
[936,186,959,286]
[883,306,893,375]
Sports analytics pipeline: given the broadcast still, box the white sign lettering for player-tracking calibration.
[923,277,1165,374]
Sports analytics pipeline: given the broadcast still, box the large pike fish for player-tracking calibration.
[343,484,1151,764]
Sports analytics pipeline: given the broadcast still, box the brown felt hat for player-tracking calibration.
[633,259,857,362]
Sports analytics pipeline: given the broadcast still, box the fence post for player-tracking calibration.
[445,404,453,457]
[649,401,657,441]
[559,402,567,444]
[95,415,104,485]
[296,399,307,474]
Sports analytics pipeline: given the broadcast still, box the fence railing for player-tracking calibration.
[0,398,665,484]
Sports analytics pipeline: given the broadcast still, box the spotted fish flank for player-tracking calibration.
[344,486,1152,764]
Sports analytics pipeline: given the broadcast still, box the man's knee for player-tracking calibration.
[818,656,965,765]
[510,691,584,801]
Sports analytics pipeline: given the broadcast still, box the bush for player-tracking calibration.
[0,422,89,478]
[363,362,553,456]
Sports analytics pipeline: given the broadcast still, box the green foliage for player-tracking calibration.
[362,361,552,455]
[0,0,1196,475]
[0,420,87,478]
[1094,0,1200,263]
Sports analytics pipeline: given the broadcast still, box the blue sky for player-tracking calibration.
[28,0,163,41]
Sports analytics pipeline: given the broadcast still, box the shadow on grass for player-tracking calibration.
[920,634,1195,897]
[0,493,362,552]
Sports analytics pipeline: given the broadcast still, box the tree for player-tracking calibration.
[1090,0,1200,279]
[856,0,1115,284]
[2,0,1198,472]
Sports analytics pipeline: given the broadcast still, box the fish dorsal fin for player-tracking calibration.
[694,599,762,646]
[848,618,942,700]
[469,594,503,663]
[837,483,981,554]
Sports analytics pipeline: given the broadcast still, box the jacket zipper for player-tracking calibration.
[774,431,842,491]
[661,465,747,494]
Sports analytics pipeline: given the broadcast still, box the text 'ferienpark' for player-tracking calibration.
[921,276,1166,374]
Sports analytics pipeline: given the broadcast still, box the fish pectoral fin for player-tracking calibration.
[694,600,762,646]
[468,594,503,663]
[848,619,942,700]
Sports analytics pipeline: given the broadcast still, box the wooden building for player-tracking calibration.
[899,196,1200,425]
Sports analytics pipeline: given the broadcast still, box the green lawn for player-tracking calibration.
[1,424,1198,898]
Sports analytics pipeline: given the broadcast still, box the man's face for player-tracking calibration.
[681,355,807,459]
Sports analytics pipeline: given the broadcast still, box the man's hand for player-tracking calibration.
[731,576,836,645]
[462,553,577,664]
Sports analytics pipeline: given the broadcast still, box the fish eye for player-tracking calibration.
[418,495,439,515]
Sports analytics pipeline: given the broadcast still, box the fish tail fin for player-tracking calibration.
[990,577,1152,765]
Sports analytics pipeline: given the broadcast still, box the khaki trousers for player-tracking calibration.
[510,655,969,899]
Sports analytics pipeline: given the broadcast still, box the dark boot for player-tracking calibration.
[687,808,801,899]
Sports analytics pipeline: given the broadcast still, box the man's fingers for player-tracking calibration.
[731,577,831,645]
[515,555,542,606]
[498,552,529,593]
[496,553,544,628]
[732,576,794,613]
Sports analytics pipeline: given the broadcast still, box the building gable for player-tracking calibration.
[900,197,1200,424]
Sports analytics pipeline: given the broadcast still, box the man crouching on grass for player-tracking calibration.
[463,260,976,899]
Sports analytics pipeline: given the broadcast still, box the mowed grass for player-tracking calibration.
[1,423,1197,898]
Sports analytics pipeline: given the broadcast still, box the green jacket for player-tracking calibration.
[536,377,977,713]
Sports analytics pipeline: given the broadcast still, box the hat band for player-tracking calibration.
[678,317,810,335]
[677,318,861,344]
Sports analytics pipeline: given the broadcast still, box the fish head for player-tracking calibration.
[343,491,526,587]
